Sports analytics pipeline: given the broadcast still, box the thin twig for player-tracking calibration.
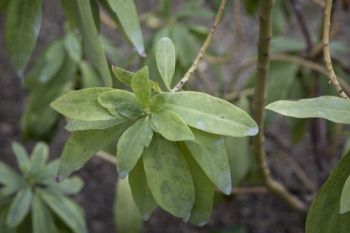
[290,0,313,53]
[252,0,306,213]
[323,0,349,98]
[172,0,227,92]
[232,186,268,194]
[96,150,116,164]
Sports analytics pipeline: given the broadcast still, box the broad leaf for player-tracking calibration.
[305,151,350,233]
[143,134,195,220]
[97,90,143,119]
[117,117,153,178]
[11,142,30,173]
[153,91,258,137]
[38,189,87,233]
[106,0,145,56]
[57,125,120,179]
[266,96,350,124]
[5,0,42,75]
[340,175,350,214]
[114,177,143,233]
[65,118,127,132]
[76,0,112,86]
[32,193,58,233]
[6,187,32,228]
[129,160,157,220]
[180,143,214,226]
[51,88,115,121]
[151,109,194,141]
[156,37,176,89]
[185,129,231,194]
[131,66,151,107]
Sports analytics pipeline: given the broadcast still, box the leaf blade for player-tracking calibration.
[156,37,176,89]
[143,134,195,220]
[266,96,350,124]
[153,91,258,137]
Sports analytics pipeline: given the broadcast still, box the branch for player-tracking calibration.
[252,0,306,213]
[323,0,349,98]
[289,0,313,53]
[172,0,227,92]
[96,150,116,164]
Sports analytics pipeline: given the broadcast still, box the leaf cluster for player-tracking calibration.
[51,37,258,225]
[0,142,86,233]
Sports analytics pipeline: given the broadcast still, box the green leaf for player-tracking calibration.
[51,87,115,121]
[76,0,112,86]
[5,0,42,75]
[153,91,258,137]
[32,193,58,233]
[38,189,87,233]
[171,26,196,67]
[37,40,66,83]
[114,177,143,233]
[97,89,143,119]
[0,162,24,197]
[143,134,195,220]
[156,37,176,89]
[151,109,194,141]
[117,117,153,178]
[29,142,49,178]
[112,66,162,92]
[106,0,145,56]
[305,151,350,233]
[21,51,76,141]
[270,36,305,53]
[6,187,33,228]
[48,177,84,195]
[112,66,134,86]
[65,118,127,132]
[64,32,82,63]
[266,96,350,124]
[185,129,231,194]
[79,61,103,88]
[180,143,214,226]
[129,160,157,220]
[131,66,151,107]
[226,97,252,186]
[57,125,121,179]
[11,142,30,173]
[340,175,350,214]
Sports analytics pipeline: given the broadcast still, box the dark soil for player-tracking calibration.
[1,1,348,233]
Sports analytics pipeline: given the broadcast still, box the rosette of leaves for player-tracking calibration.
[0,142,86,233]
[51,37,258,225]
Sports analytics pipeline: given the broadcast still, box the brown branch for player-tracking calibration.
[252,0,306,213]
[96,150,116,164]
[172,0,227,92]
[322,0,349,98]
[290,0,313,53]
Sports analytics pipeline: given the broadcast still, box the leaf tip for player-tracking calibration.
[246,126,259,136]
[118,170,128,179]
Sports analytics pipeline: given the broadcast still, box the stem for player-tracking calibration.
[290,0,313,53]
[252,0,306,213]
[172,0,227,92]
[96,151,116,164]
[323,0,349,98]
